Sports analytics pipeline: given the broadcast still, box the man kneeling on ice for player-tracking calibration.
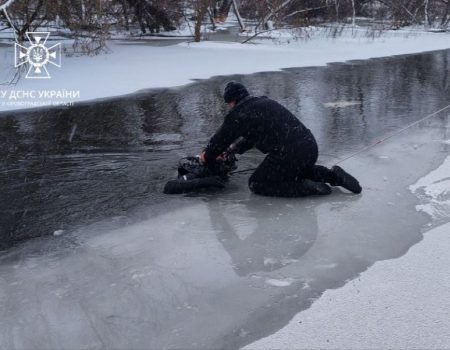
[200,81,362,197]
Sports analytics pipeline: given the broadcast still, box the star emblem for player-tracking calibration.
[14,32,61,79]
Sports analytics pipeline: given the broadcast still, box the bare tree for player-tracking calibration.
[126,0,179,34]
[232,0,246,31]
[2,0,448,51]
[440,0,450,28]
[424,0,430,26]
[0,0,18,40]
[2,0,56,43]
[213,0,232,23]
[350,0,356,26]
[192,0,210,42]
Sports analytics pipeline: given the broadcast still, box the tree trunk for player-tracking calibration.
[0,0,18,41]
[424,0,430,26]
[1,6,18,41]
[215,0,232,23]
[121,0,129,30]
[194,0,208,42]
[17,0,44,42]
[335,0,340,21]
[0,0,16,12]
[232,0,245,31]
[81,0,85,24]
[351,0,355,26]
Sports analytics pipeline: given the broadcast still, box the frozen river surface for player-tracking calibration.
[0,49,449,349]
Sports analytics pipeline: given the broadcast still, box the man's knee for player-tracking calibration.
[248,159,277,195]
[248,176,257,193]
[248,176,263,194]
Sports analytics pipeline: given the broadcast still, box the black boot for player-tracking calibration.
[249,178,331,197]
[300,179,332,196]
[331,166,362,194]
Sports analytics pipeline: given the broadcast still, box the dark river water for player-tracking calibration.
[1,49,449,243]
[0,49,449,350]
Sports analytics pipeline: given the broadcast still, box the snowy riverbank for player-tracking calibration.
[246,154,450,349]
[1,29,450,112]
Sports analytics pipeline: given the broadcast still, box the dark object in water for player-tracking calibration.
[163,138,245,194]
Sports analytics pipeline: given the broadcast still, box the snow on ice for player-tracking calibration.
[245,154,450,350]
[410,156,450,220]
[2,29,450,111]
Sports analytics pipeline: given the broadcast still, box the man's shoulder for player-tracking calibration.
[226,96,259,116]
[249,96,287,112]
[225,96,276,119]
[252,96,278,106]
[239,95,272,109]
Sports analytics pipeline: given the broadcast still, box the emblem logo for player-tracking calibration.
[14,32,61,79]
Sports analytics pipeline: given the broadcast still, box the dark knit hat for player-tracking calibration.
[223,81,249,104]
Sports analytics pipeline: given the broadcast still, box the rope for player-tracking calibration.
[229,167,257,175]
[227,103,450,175]
[333,103,450,166]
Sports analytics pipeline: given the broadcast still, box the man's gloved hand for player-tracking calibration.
[216,153,226,162]
[199,151,206,164]
[199,151,226,164]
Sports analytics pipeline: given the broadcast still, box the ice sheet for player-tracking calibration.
[2,30,450,111]
[410,156,450,220]
[245,154,450,350]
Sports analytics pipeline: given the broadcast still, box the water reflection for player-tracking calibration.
[204,189,362,277]
[207,195,318,276]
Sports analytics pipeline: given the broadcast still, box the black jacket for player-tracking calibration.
[204,96,315,164]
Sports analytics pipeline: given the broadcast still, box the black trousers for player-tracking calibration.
[248,140,338,197]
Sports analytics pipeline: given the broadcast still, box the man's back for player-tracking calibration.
[235,96,313,154]
[205,96,314,161]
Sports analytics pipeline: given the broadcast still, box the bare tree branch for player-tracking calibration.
[0,0,16,11]
[284,5,329,19]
